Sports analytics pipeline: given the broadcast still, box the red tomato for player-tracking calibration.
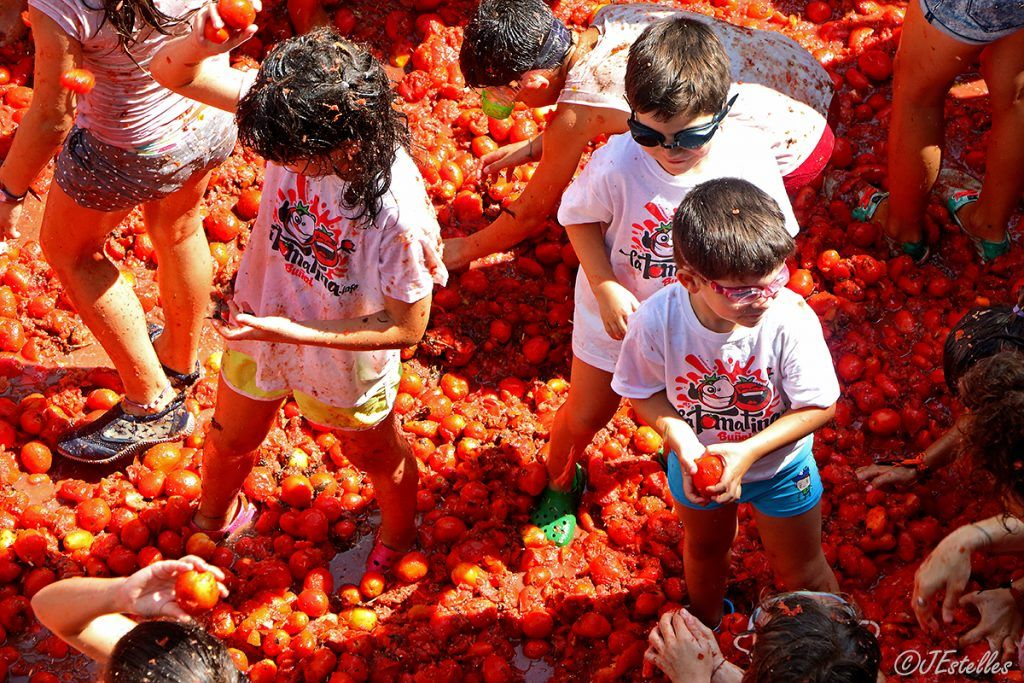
[204,209,242,242]
[693,454,724,497]
[333,7,356,34]
[19,442,51,474]
[217,0,256,29]
[175,570,220,614]
[60,68,95,95]
[806,1,832,22]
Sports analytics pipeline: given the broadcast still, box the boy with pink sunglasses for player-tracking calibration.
[613,178,840,628]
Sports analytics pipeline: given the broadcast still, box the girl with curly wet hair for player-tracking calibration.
[152,21,446,571]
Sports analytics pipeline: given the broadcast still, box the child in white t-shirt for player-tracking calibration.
[153,23,447,572]
[613,178,840,628]
[532,18,797,546]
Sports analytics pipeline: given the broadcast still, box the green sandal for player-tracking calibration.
[851,184,929,263]
[947,188,1009,263]
[530,464,585,547]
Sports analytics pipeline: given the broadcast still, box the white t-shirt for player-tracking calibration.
[559,4,833,175]
[612,285,839,482]
[29,0,228,150]
[558,125,798,372]
[229,150,448,408]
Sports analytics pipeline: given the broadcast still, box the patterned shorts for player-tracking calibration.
[55,107,237,212]
[920,0,1024,45]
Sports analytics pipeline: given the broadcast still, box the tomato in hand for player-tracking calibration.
[693,454,724,497]
[218,0,256,30]
[174,569,221,615]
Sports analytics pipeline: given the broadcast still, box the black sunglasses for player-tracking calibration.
[628,94,738,150]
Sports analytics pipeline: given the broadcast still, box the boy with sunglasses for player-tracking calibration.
[446,0,833,269]
[531,18,800,547]
[613,178,840,628]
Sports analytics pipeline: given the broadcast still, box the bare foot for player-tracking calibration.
[646,609,724,682]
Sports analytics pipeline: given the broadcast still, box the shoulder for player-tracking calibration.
[767,290,824,333]
[377,149,437,230]
[635,284,682,325]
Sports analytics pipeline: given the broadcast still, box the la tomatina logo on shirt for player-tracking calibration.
[674,354,782,438]
[269,175,357,297]
[619,202,677,282]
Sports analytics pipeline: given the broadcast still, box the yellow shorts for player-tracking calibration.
[220,349,396,431]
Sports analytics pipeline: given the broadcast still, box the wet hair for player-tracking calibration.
[85,0,194,52]
[105,620,242,682]
[672,178,793,281]
[626,17,731,121]
[959,349,1024,506]
[943,305,1024,392]
[745,594,880,683]
[460,0,564,87]
[237,28,409,223]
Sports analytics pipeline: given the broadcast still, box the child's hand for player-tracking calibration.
[912,526,977,633]
[645,609,723,682]
[215,299,304,343]
[661,419,707,504]
[594,281,640,340]
[116,556,228,621]
[959,589,1024,661]
[702,441,756,504]
[187,1,260,56]
[856,463,917,490]
[481,139,534,177]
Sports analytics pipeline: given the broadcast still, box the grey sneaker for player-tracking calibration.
[57,395,194,464]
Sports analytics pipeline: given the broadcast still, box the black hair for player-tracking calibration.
[943,305,1024,392]
[460,0,560,87]
[106,620,242,682]
[672,178,793,280]
[237,28,409,223]
[626,17,731,120]
[85,0,194,52]
[745,594,880,683]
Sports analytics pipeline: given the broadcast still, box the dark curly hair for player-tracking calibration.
[943,305,1024,392]
[745,594,880,683]
[85,0,194,52]
[237,28,410,223]
[460,0,557,87]
[959,350,1024,506]
[105,620,242,682]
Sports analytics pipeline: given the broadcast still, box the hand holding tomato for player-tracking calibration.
[856,463,917,490]
[189,0,261,52]
[116,556,228,621]
[913,525,980,632]
[702,441,757,504]
[215,299,305,344]
[659,418,705,504]
[958,588,1024,661]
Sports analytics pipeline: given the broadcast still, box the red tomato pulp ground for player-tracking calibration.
[0,0,1021,681]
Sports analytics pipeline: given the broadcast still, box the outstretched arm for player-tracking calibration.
[443,105,626,270]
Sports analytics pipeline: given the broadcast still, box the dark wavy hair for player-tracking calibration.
[745,594,880,683]
[85,0,194,52]
[105,620,242,682]
[460,0,556,87]
[236,28,409,223]
[959,349,1024,506]
[943,305,1024,392]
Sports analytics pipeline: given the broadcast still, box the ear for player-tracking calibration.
[676,268,701,293]
[520,71,551,92]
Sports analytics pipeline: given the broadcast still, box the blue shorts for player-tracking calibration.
[668,438,821,518]
[920,0,1024,45]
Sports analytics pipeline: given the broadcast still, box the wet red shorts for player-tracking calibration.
[783,124,835,193]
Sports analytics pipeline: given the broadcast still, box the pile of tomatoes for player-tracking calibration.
[0,0,1022,681]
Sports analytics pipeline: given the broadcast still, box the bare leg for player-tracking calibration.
[959,31,1024,241]
[336,412,418,551]
[142,167,216,376]
[885,0,982,243]
[675,501,738,627]
[754,503,839,593]
[195,376,283,529]
[545,356,621,491]
[38,185,169,409]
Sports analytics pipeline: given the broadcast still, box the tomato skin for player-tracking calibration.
[217,0,256,29]
[692,454,724,497]
[806,1,832,22]
[60,68,95,94]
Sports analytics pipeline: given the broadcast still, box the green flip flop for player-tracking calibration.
[530,464,585,547]
[851,184,929,262]
[947,188,1009,263]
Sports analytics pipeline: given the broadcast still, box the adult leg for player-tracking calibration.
[754,503,839,593]
[194,376,283,529]
[142,166,216,376]
[884,0,982,243]
[38,185,169,410]
[675,502,738,627]
[958,31,1024,242]
[336,412,418,551]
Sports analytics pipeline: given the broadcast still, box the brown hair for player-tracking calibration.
[625,17,731,121]
[672,178,793,280]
